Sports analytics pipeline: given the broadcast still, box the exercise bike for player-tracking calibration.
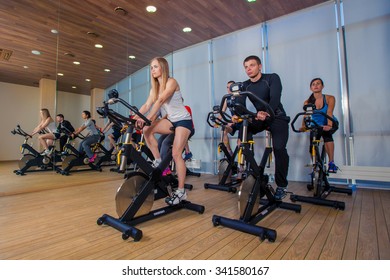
[109,125,155,174]
[11,125,61,175]
[212,85,301,242]
[58,133,102,175]
[185,161,201,177]
[93,140,116,168]
[290,104,352,210]
[204,105,242,193]
[97,91,205,241]
[96,107,139,172]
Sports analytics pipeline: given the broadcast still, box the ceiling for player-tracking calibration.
[0,0,328,95]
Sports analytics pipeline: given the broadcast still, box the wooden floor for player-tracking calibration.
[0,161,389,260]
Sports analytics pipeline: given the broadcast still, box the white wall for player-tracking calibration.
[0,82,90,161]
[0,82,40,161]
[57,90,92,130]
[343,0,390,166]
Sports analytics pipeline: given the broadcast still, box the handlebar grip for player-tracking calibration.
[104,98,151,127]
[290,112,306,133]
[219,90,275,125]
[291,109,338,133]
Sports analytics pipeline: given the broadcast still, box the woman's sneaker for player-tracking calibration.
[89,153,97,163]
[328,161,338,173]
[165,189,187,205]
[162,167,172,176]
[40,149,51,156]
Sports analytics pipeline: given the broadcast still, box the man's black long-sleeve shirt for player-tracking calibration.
[58,120,75,135]
[242,73,289,121]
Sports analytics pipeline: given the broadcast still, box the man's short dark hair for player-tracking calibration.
[227,80,235,84]
[56,114,64,118]
[243,55,261,65]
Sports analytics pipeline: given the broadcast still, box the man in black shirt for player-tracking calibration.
[240,55,290,200]
[56,114,75,151]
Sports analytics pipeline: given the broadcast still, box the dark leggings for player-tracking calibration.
[158,134,175,161]
[247,117,290,188]
[309,129,335,154]
[157,129,194,163]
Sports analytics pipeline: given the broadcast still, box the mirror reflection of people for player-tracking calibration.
[30,108,56,156]
[56,114,75,152]
[71,110,101,163]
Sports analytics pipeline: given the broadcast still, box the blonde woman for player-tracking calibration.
[30,108,57,155]
[135,57,194,205]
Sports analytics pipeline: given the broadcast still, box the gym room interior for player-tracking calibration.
[0,0,388,278]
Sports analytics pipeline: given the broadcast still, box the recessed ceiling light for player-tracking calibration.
[23,66,29,69]
[114,7,128,15]
[31,50,41,55]
[57,73,64,76]
[146,6,157,13]
[183,27,192,33]
[87,31,99,38]
[128,55,136,59]
[73,61,80,65]
[247,0,256,2]
[104,69,111,72]
[51,29,58,34]
[95,44,103,48]
[85,78,91,82]
[72,86,77,89]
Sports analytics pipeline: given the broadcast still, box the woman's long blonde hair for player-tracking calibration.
[40,108,51,120]
[150,57,170,102]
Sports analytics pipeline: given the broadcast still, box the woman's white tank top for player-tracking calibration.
[161,90,191,122]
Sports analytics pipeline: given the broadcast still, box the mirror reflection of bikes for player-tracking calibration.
[11,125,62,175]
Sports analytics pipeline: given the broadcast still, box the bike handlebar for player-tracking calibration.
[206,105,232,128]
[219,88,275,124]
[97,96,151,128]
[11,125,32,138]
[291,104,339,133]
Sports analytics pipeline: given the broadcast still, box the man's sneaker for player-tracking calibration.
[328,161,338,173]
[89,153,97,163]
[165,189,187,205]
[40,149,50,156]
[274,187,287,201]
[183,152,193,161]
[162,167,172,176]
